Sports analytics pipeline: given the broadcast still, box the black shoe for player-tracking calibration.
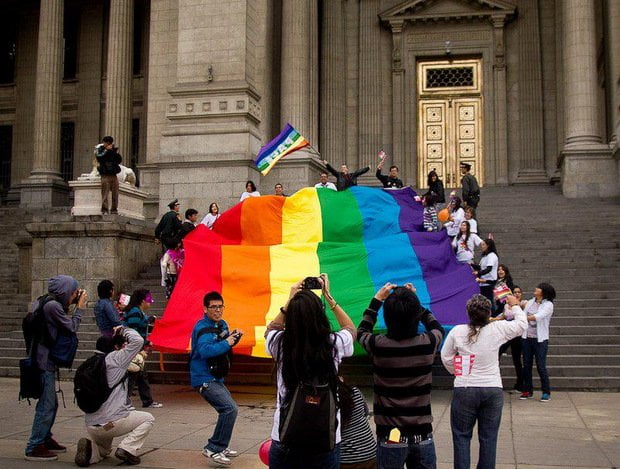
[75,438,92,467]
[110,210,118,214]
[115,448,141,465]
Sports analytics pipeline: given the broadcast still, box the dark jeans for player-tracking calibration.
[376,436,436,469]
[499,336,523,391]
[480,284,496,315]
[26,370,58,453]
[269,439,340,469]
[522,338,550,394]
[198,381,238,453]
[128,371,153,407]
[450,387,503,469]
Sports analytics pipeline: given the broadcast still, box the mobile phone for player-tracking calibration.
[302,276,322,290]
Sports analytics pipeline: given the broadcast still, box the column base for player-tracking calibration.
[560,146,619,198]
[515,168,549,184]
[20,177,70,208]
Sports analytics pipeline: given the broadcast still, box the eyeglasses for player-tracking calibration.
[207,305,225,311]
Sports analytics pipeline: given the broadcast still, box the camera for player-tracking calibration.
[302,276,322,290]
[72,289,84,305]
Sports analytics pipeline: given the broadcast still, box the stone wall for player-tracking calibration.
[26,215,159,300]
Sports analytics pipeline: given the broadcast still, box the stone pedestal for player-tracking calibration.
[69,179,148,220]
[560,147,619,198]
[20,179,70,208]
[26,215,159,300]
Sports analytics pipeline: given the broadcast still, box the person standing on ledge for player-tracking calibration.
[96,136,122,215]
[323,160,370,191]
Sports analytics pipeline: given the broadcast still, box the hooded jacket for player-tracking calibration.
[33,275,84,371]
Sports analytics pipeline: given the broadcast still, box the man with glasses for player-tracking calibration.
[190,292,243,467]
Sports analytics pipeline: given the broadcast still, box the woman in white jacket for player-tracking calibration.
[520,282,556,402]
[441,294,527,469]
[452,221,482,264]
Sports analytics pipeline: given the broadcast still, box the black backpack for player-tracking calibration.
[74,353,126,413]
[190,325,232,379]
[279,379,338,452]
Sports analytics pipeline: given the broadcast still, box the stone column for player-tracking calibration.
[358,0,382,170]
[280,0,311,141]
[560,0,618,197]
[390,21,405,178]
[492,16,509,184]
[516,0,547,183]
[320,0,346,162]
[105,0,134,161]
[607,0,620,152]
[20,0,69,208]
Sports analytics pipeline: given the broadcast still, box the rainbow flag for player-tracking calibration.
[254,124,309,175]
[149,187,479,356]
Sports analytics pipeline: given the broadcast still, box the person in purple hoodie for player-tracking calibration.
[24,275,87,462]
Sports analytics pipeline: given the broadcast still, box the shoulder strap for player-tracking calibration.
[190,326,221,359]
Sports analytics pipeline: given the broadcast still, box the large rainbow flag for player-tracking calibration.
[254,123,309,175]
[149,187,479,356]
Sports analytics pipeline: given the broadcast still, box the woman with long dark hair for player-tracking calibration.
[425,170,445,204]
[452,221,482,264]
[520,282,556,402]
[240,180,260,201]
[265,274,355,468]
[444,196,465,238]
[441,294,526,469]
[474,239,499,312]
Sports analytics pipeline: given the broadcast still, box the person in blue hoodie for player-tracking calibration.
[190,291,243,467]
[25,275,87,461]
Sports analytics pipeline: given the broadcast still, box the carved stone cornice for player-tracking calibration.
[379,0,516,25]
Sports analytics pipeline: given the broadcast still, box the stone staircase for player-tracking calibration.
[0,185,618,391]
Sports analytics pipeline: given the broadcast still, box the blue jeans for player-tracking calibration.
[269,439,340,469]
[198,381,238,453]
[522,338,550,394]
[450,387,503,469]
[376,436,436,469]
[26,370,58,453]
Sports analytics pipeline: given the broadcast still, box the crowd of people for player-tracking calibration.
[22,154,557,468]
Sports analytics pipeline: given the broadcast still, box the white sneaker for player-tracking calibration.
[202,449,232,466]
[145,402,163,408]
[222,448,239,457]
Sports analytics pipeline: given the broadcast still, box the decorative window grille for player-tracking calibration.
[426,67,474,88]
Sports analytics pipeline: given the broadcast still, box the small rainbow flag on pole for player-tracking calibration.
[254,123,309,175]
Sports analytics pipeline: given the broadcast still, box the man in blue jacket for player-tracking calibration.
[190,291,243,467]
[25,275,87,461]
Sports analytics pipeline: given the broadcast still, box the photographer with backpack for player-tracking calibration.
[264,274,356,469]
[23,275,86,461]
[74,326,154,466]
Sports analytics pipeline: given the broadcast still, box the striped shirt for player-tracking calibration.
[340,387,376,464]
[357,298,444,438]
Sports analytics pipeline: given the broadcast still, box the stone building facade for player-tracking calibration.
[0,0,618,217]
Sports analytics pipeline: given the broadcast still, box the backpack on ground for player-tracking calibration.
[74,353,125,414]
[22,294,79,369]
[190,325,233,379]
[278,380,338,452]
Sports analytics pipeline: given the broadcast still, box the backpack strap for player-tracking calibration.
[190,326,221,360]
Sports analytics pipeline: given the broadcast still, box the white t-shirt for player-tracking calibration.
[465,218,478,234]
[441,306,527,388]
[200,213,220,229]
[315,182,337,191]
[265,329,354,443]
[445,208,465,237]
[479,252,499,284]
[240,191,261,201]
[452,233,482,263]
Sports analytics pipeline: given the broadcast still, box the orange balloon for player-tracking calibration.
[438,208,450,223]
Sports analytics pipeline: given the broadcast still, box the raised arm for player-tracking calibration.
[323,161,340,178]
[353,166,370,178]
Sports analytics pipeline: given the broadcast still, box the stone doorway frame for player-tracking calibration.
[379,0,516,187]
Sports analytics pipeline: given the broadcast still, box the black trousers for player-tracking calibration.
[499,336,524,391]
[128,371,153,407]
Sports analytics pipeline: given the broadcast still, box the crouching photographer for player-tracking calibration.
[74,327,154,467]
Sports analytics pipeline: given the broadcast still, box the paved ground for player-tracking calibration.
[0,378,618,468]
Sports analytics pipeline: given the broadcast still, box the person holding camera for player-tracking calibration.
[95,136,122,215]
[357,282,444,469]
[190,291,244,466]
[75,327,155,467]
[25,276,87,461]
